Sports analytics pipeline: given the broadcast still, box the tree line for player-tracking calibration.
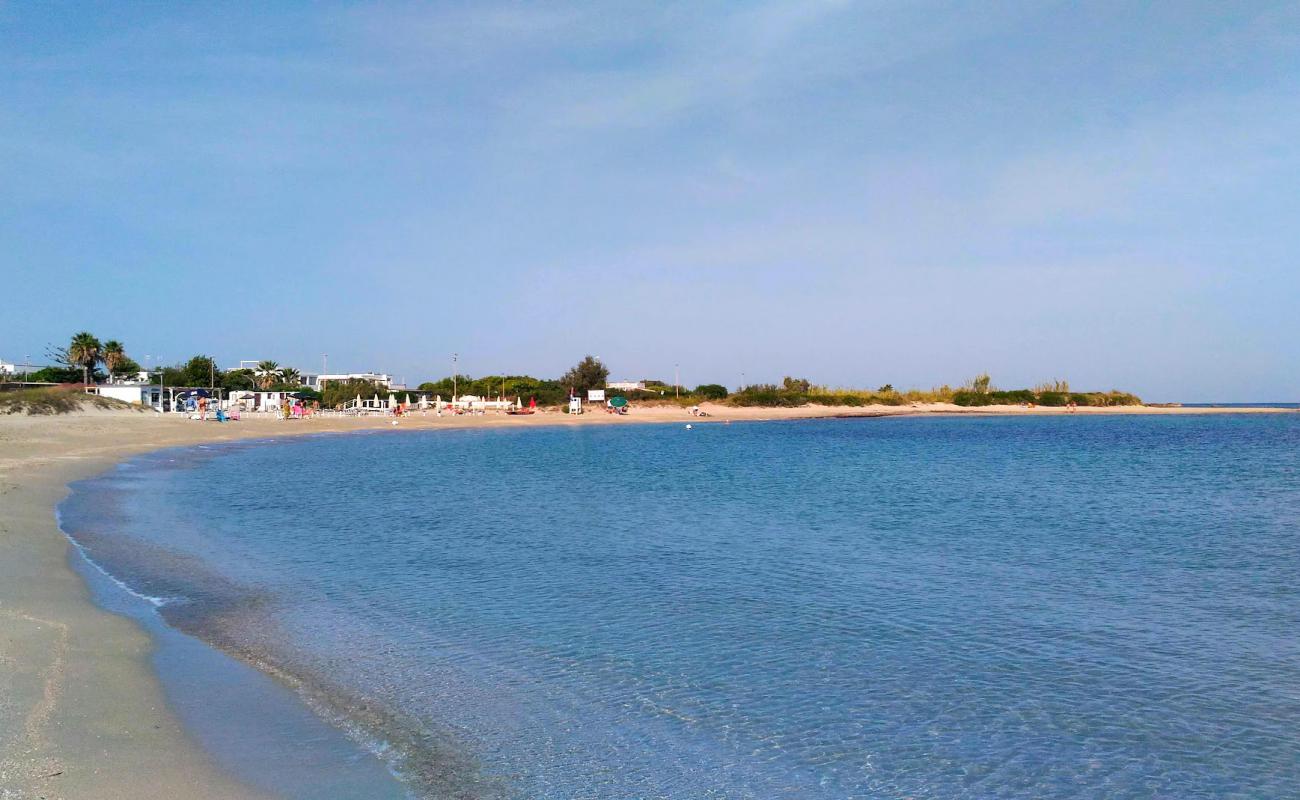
[12,335,1144,409]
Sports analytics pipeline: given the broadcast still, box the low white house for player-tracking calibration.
[86,382,166,411]
[0,360,15,376]
[607,380,647,392]
[299,372,393,390]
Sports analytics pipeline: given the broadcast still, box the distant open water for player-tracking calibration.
[60,415,1300,799]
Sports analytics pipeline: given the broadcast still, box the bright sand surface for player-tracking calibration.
[0,400,1292,799]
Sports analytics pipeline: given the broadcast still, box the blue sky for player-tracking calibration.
[3,1,1297,400]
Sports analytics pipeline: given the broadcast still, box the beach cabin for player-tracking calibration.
[86,382,165,410]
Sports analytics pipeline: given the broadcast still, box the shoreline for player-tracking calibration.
[1,402,1293,798]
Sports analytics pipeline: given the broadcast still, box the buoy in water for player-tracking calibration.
[685,424,693,430]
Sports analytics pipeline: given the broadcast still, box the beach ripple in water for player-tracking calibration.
[62,415,1300,798]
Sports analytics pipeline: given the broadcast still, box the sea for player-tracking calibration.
[58,414,1300,799]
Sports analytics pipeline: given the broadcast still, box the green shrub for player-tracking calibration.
[693,384,729,400]
[990,389,1036,404]
[952,391,992,406]
[728,385,807,407]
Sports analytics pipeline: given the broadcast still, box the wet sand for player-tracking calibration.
[0,401,1290,798]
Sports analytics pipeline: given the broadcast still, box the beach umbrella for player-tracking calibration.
[610,396,628,408]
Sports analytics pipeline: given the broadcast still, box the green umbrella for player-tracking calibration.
[610,396,628,408]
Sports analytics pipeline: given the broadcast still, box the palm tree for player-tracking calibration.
[68,332,102,385]
[279,366,302,387]
[102,340,126,381]
[255,360,281,390]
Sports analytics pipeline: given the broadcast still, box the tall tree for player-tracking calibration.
[102,340,126,381]
[560,355,609,396]
[177,355,220,388]
[67,332,102,384]
[222,368,257,391]
[279,366,301,386]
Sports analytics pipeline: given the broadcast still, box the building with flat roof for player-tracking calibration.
[607,380,648,392]
[299,372,393,390]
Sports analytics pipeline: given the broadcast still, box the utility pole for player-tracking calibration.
[675,363,680,400]
[323,353,328,375]
[452,353,458,400]
[23,354,29,382]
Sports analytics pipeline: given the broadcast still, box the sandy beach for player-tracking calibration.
[1,400,1291,799]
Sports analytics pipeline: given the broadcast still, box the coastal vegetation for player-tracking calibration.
[0,386,138,415]
[417,356,609,406]
[724,375,1142,408]
[11,332,1143,410]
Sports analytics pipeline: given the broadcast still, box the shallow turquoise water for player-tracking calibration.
[62,415,1300,798]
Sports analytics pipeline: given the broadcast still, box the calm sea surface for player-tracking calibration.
[61,415,1300,799]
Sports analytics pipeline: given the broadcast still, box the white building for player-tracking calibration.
[607,380,647,392]
[86,382,167,411]
[0,360,15,376]
[299,372,393,390]
[107,370,151,384]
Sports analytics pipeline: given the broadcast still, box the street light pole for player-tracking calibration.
[675,363,680,400]
[452,353,458,401]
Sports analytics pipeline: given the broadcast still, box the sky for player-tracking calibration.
[2,1,1298,401]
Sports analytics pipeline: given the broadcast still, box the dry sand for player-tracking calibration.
[0,400,1291,798]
